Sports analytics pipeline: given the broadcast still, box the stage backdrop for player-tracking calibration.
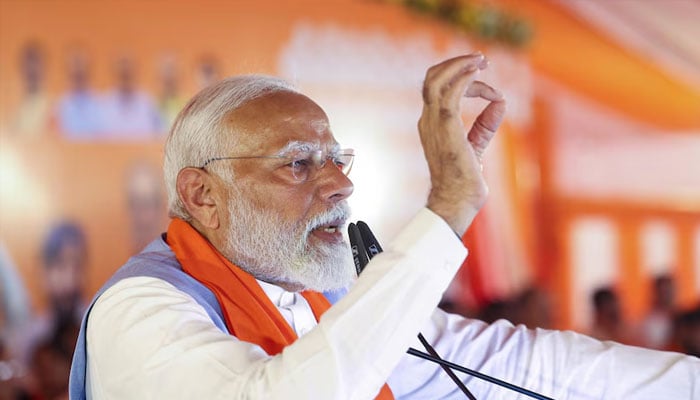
[1,0,699,334]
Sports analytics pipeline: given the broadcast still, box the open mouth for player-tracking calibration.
[319,225,340,233]
[309,218,346,243]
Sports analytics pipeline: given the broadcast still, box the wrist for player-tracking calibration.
[426,199,479,237]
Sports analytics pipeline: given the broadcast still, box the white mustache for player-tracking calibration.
[305,202,351,234]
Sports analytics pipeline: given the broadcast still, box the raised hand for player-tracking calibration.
[418,53,506,235]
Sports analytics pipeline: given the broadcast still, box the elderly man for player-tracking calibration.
[70,54,699,399]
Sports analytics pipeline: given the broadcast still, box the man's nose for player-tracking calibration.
[316,162,354,202]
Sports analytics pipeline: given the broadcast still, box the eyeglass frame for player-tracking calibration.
[199,147,355,183]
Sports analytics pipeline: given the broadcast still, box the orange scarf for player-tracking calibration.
[167,218,394,399]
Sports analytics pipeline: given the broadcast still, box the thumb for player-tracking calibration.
[468,100,506,158]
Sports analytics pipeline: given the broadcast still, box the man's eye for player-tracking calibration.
[332,157,346,167]
[290,157,312,169]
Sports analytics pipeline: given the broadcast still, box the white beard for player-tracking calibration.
[222,188,356,292]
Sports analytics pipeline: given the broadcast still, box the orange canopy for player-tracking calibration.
[495,0,700,130]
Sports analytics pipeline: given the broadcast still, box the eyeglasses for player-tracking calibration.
[201,148,354,183]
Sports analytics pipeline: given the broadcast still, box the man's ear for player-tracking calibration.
[176,167,220,229]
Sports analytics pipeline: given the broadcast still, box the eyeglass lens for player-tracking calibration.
[289,151,353,182]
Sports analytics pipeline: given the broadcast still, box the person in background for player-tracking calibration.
[124,160,168,253]
[157,54,187,133]
[12,41,51,137]
[476,298,514,324]
[640,274,676,349]
[40,222,88,327]
[100,55,162,139]
[27,320,76,400]
[8,222,87,400]
[56,46,103,139]
[194,54,221,90]
[0,243,32,356]
[25,222,87,359]
[0,339,31,400]
[512,286,553,329]
[0,243,32,399]
[588,286,638,345]
[670,305,700,358]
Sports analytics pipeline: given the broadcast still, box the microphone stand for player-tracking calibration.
[406,348,554,400]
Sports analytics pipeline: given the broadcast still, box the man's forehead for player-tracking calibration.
[226,90,337,150]
[276,111,330,132]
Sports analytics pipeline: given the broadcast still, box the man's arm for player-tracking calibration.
[389,309,700,399]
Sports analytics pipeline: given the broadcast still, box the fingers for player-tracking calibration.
[422,53,487,105]
[465,81,503,103]
[445,66,480,107]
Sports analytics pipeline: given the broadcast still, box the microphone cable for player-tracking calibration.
[348,221,554,400]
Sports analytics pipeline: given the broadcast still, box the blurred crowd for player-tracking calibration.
[0,39,211,398]
[1,222,86,400]
[6,41,222,140]
[586,277,700,356]
[0,158,167,399]
[440,276,700,359]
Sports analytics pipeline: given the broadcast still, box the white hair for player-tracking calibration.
[163,75,298,221]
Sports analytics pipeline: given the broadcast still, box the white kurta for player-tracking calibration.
[85,209,700,399]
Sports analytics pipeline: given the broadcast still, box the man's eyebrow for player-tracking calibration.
[276,141,315,155]
[275,141,341,155]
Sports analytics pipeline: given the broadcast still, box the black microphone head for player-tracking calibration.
[347,223,369,276]
[357,221,383,258]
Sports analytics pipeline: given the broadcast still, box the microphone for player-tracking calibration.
[348,222,369,276]
[356,221,382,258]
[348,221,554,400]
[349,222,477,400]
